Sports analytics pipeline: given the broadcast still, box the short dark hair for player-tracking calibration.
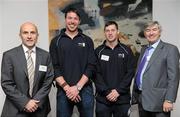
[104,21,118,30]
[64,7,81,20]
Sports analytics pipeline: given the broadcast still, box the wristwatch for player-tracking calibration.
[76,85,82,91]
[165,100,173,103]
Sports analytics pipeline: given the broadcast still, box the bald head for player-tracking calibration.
[20,22,38,34]
[19,22,39,49]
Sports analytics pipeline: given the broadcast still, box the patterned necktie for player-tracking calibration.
[27,50,35,96]
[136,47,152,89]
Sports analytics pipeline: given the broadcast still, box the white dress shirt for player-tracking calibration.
[139,39,160,90]
[22,44,36,68]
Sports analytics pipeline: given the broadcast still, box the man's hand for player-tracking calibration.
[106,89,120,102]
[24,99,40,113]
[163,101,173,112]
[65,85,81,102]
[73,94,81,103]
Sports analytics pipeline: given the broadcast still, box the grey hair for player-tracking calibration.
[144,21,162,32]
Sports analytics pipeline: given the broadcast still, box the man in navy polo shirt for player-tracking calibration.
[95,21,135,117]
[49,7,96,117]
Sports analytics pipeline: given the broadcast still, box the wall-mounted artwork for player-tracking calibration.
[48,0,152,54]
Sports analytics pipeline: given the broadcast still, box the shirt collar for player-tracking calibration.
[149,39,160,49]
[22,44,36,53]
[61,28,83,37]
[103,40,121,49]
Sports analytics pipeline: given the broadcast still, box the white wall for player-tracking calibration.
[0,0,180,116]
[0,0,4,115]
[0,1,3,115]
[1,0,49,51]
[153,0,180,49]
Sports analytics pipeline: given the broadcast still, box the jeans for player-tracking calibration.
[96,101,130,117]
[57,85,94,117]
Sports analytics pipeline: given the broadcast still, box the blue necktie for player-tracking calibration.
[136,47,152,89]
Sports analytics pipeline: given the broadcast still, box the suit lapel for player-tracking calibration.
[144,41,164,73]
[139,47,147,62]
[33,47,41,87]
[135,46,148,75]
[16,45,28,76]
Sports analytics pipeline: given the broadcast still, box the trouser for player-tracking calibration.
[57,85,94,117]
[96,101,130,117]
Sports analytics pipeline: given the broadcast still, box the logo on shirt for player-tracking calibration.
[78,42,85,47]
[118,53,125,58]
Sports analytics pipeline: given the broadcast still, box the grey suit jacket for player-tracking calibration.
[1,45,54,117]
[132,40,180,112]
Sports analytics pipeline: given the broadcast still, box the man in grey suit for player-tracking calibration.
[1,22,54,117]
[132,21,180,117]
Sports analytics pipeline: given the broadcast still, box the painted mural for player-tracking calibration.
[48,0,152,54]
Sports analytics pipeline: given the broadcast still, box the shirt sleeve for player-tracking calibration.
[1,52,29,111]
[83,37,97,79]
[94,48,111,96]
[49,37,64,79]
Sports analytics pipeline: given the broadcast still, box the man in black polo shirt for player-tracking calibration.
[95,21,135,117]
[49,8,96,117]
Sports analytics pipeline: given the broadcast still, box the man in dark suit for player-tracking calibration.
[132,21,180,117]
[1,22,54,117]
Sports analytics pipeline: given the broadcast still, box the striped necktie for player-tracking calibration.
[27,50,35,96]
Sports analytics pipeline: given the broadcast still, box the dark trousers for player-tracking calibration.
[96,101,130,117]
[138,93,170,117]
[57,85,94,117]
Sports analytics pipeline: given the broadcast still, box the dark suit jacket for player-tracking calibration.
[1,45,54,117]
[132,40,180,112]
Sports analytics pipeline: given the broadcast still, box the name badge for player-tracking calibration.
[101,55,109,61]
[39,65,47,72]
